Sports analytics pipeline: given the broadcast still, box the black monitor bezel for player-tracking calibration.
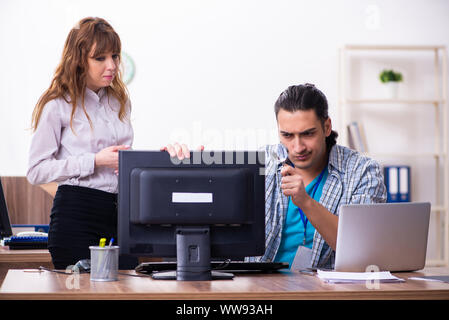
[118,150,265,260]
[0,177,13,239]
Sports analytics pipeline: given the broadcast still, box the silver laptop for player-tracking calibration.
[335,202,430,272]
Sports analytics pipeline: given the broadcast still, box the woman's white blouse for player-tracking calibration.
[27,88,133,194]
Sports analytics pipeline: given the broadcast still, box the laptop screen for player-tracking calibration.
[0,177,13,238]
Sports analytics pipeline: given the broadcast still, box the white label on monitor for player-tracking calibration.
[172,192,213,203]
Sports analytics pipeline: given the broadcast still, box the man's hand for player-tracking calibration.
[95,145,130,170]
[280,165,311,208]
[160,143,205,160]
[281,164,338,251]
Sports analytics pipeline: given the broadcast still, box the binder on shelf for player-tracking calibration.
[384,165,410,203]
[347,122,368,153]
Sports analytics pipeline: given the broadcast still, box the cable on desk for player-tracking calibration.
[39,266,81,274]
[118,271,152,278]
[211,259,232,270]
[39,266,152,278]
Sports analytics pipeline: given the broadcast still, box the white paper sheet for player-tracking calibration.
[317,269,405,284]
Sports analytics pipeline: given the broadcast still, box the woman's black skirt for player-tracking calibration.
[48,185,136,270]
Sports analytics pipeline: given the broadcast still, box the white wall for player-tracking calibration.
[1,0,448,258]
[1,0,448,173]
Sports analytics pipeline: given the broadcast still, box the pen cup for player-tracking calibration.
[89,245,119,282]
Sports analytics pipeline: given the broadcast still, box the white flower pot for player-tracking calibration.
[383,81,399,99]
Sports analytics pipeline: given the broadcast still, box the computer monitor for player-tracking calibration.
[0,177,13,239]
[118,150,265,280]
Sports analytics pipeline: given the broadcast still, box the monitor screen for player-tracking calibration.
[118,150,265,280]
[0,177,13,239]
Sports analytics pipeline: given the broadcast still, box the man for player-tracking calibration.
[165,83,386,269]
[251,83,386,269]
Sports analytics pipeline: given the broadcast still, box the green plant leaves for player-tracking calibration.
[379,69,403,83]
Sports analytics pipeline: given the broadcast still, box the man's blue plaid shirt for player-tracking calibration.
[247,143,387,269]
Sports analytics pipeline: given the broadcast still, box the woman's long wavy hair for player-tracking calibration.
[31,17,129,132]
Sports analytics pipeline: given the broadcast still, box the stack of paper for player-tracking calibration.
[317,269,405,284]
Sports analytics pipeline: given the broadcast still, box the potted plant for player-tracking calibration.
[379,69,403,99]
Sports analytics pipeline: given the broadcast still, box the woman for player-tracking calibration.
[28,17,135,269]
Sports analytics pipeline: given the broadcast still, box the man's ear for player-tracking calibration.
[324,118,332,137]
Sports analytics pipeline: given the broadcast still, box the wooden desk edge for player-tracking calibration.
[0,248,51,263]
[1,290,448,300]
[1,268,449,300]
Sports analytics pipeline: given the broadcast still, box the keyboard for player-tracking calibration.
[136,261,289,274]
[4,236,48,250]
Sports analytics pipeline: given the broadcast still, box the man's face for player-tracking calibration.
[277,109,331,171]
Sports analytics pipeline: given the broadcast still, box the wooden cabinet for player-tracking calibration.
[1,176,54,224]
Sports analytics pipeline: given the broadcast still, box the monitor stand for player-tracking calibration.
[151,226,234,281]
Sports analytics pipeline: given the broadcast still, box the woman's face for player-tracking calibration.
[85,44,119,93]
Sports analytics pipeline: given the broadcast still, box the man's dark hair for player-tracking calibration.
[274,83,338,151]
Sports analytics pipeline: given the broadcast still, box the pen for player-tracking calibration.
[97,238,107,278]
[271,150,295,168]
[283,158,295,168]
[106,238,115,279]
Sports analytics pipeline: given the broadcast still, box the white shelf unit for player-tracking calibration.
[338,45,448,267]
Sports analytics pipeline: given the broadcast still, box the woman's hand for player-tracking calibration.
[160,143,204,160]
[95,145,130,170]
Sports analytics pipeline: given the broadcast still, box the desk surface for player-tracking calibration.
[1,267,449,300]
